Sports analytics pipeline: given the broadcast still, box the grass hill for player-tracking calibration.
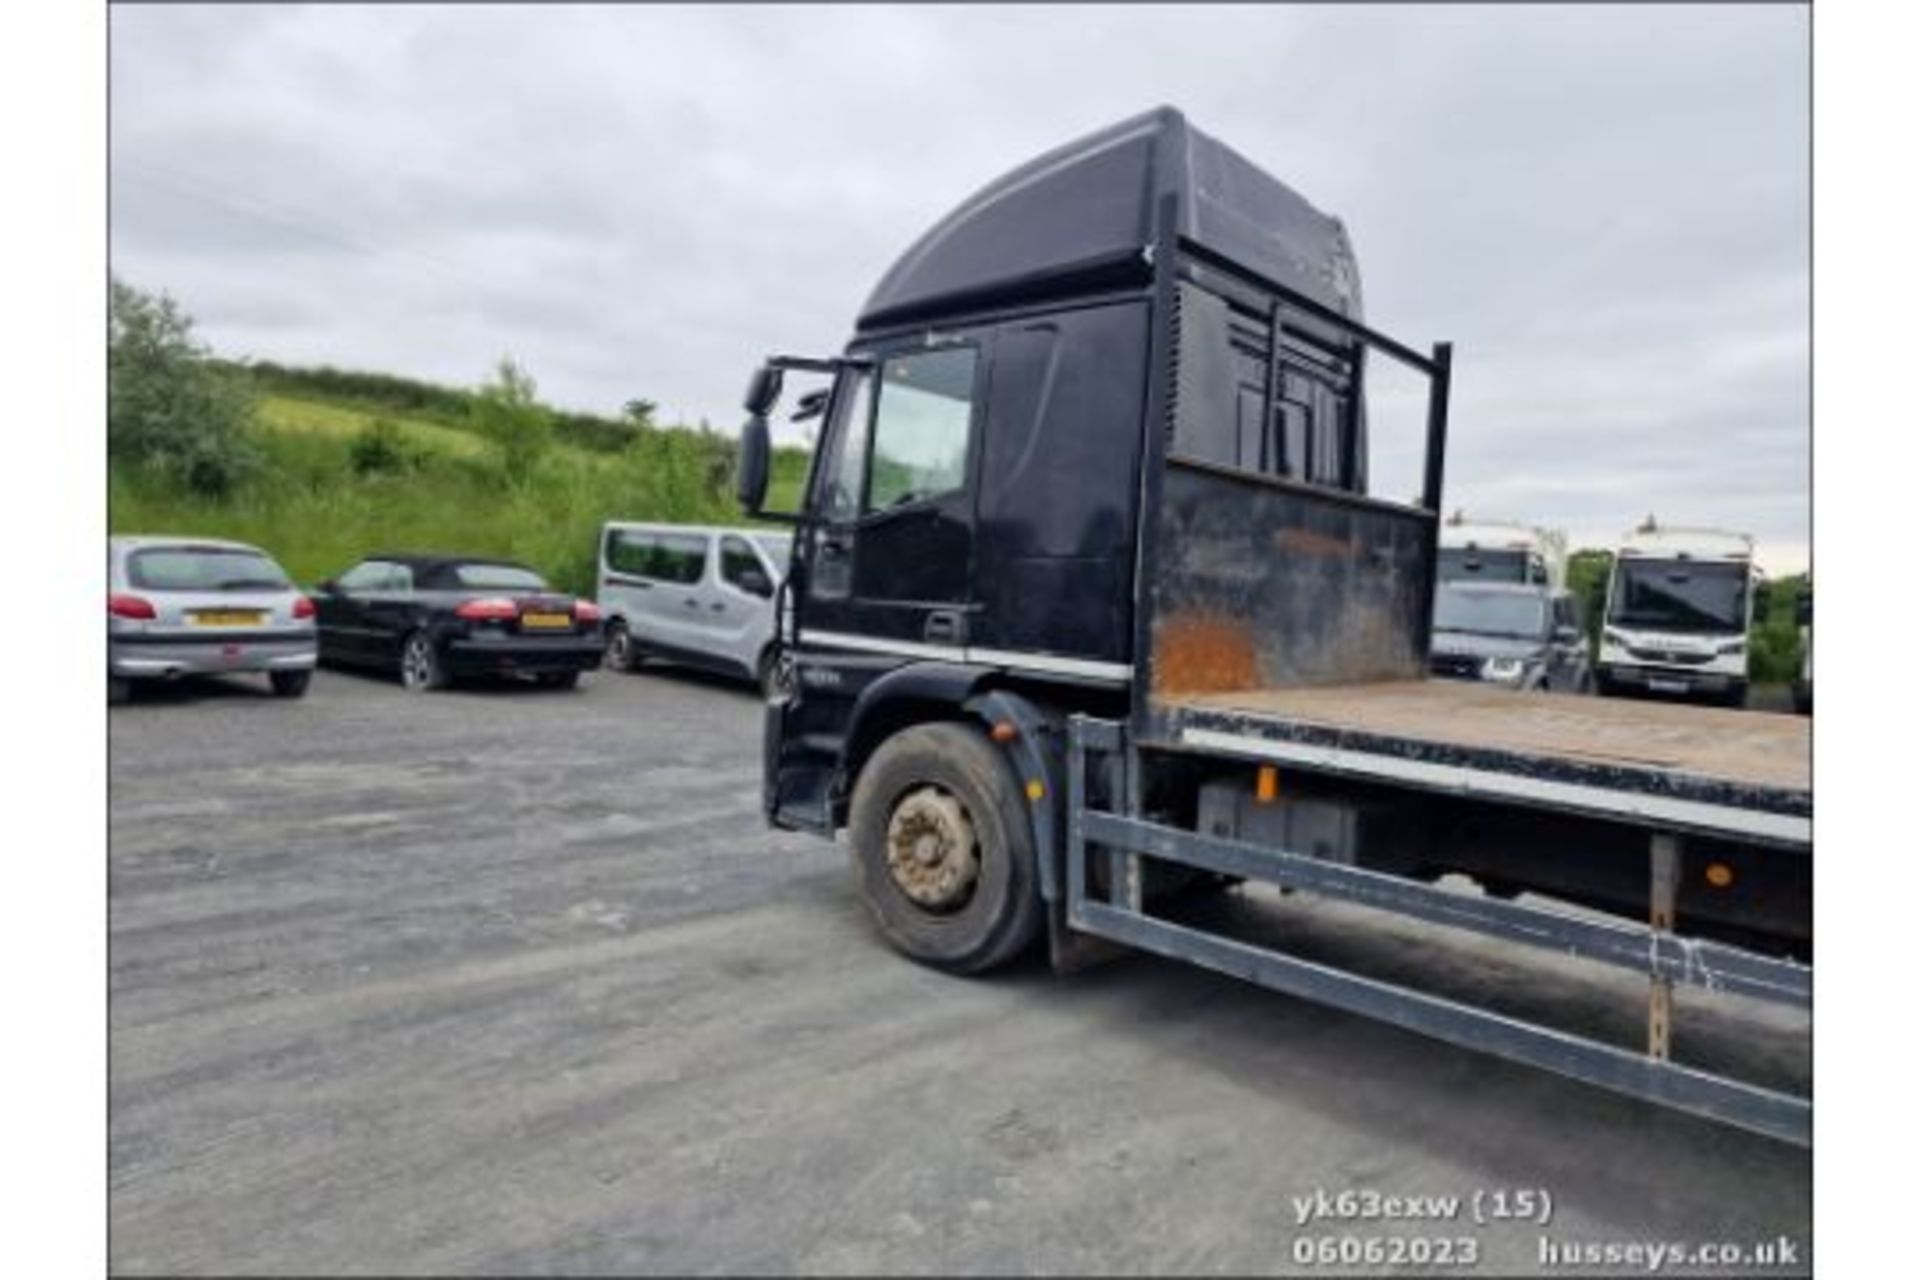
[109,361,810,598]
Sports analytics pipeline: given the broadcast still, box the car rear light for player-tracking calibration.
[109,593,156,620]
[455,597,519,621]
[292,596,316,620]
[573,600,603,623]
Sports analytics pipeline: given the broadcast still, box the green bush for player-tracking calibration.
[110,279,258,496]
[348,417,420,476]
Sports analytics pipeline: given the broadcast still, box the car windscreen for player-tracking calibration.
[1438,547,1533,584]
[446,563,550,592]
[753,535,792,574]
[127,546,291,592]
[1609,559,1748,633]
[1433,587,1547,639]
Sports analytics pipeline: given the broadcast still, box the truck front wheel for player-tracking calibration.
[847,722,1044,974]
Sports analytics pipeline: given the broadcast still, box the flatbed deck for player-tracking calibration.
[1155,679,1811,847]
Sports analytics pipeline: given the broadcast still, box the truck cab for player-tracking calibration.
[1437,514,1566,588]
[736,107,1390,848]
[1596,522,1756,706]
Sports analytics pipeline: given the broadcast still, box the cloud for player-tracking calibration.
[109,3,1808,566]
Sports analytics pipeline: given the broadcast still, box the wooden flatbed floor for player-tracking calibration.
[1157,679,1811,846]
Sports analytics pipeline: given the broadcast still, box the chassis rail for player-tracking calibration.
[1064,716,1811,1146]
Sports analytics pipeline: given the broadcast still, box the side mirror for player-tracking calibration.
[1554,624,1581,645]
[736,567,772,598]
[314,579,338,595]
[736,414,771,513]
[744,364,783,416]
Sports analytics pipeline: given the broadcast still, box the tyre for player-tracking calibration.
[846,722,1044,974]
[109,675,131,705]
[399,630,448,691]
[539,670,581,690]
[270,670,312,699]
[604,621,640,673]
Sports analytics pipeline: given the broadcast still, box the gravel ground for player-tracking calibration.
[110,664,1811,1275]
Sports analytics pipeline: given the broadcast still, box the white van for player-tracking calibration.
[597,523,792,692]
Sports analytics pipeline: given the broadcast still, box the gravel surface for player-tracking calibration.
[110,664,1811,1274]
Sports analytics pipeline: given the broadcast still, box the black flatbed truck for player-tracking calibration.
[734,108,1811,1145]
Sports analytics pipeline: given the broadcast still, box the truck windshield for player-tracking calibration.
[1433,587,1547,639]
[1438,547,1535,584]
[1609,560,1748,633]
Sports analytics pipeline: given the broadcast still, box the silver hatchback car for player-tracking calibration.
[108,536,319,703]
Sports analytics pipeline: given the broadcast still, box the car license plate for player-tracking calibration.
[1649,678,1688,694]
[521,612,571,630]
[192,610,265,626]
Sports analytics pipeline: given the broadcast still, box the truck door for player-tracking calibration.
[799,339,983,653]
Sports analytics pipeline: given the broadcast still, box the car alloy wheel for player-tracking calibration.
[400,632,442,691]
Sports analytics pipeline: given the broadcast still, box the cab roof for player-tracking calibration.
[1618,526,1754,561]
[856,106,1362,332]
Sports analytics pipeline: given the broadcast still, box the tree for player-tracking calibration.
[108,278,256,496]
[1564,548,1614,651]
[470,357,552,486]
[622,398,657,430]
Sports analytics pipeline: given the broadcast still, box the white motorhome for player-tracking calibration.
[1437,513,1566,589]
[1596,521,1756,707]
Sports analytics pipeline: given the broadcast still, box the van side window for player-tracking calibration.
[607,530,706,584]
[606,530,656,577]
[865,347,977,513]
[720,536,772,598]
[655,533,709,584]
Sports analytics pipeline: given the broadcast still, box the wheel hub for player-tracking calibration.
[886,787,979,910]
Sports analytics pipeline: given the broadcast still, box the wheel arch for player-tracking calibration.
[837,666,1065,902]
[839,663,994,806]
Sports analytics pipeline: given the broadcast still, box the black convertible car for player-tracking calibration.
[312,553,606,691]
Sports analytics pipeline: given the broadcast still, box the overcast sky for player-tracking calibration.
[109,3,1809,570]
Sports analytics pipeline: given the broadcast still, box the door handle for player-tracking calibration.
[923,610,965,645]
[710,602,726,612]
[683,598,701,609]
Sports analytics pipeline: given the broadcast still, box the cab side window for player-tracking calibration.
[814,372,874,524]
[865,347,978,513]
